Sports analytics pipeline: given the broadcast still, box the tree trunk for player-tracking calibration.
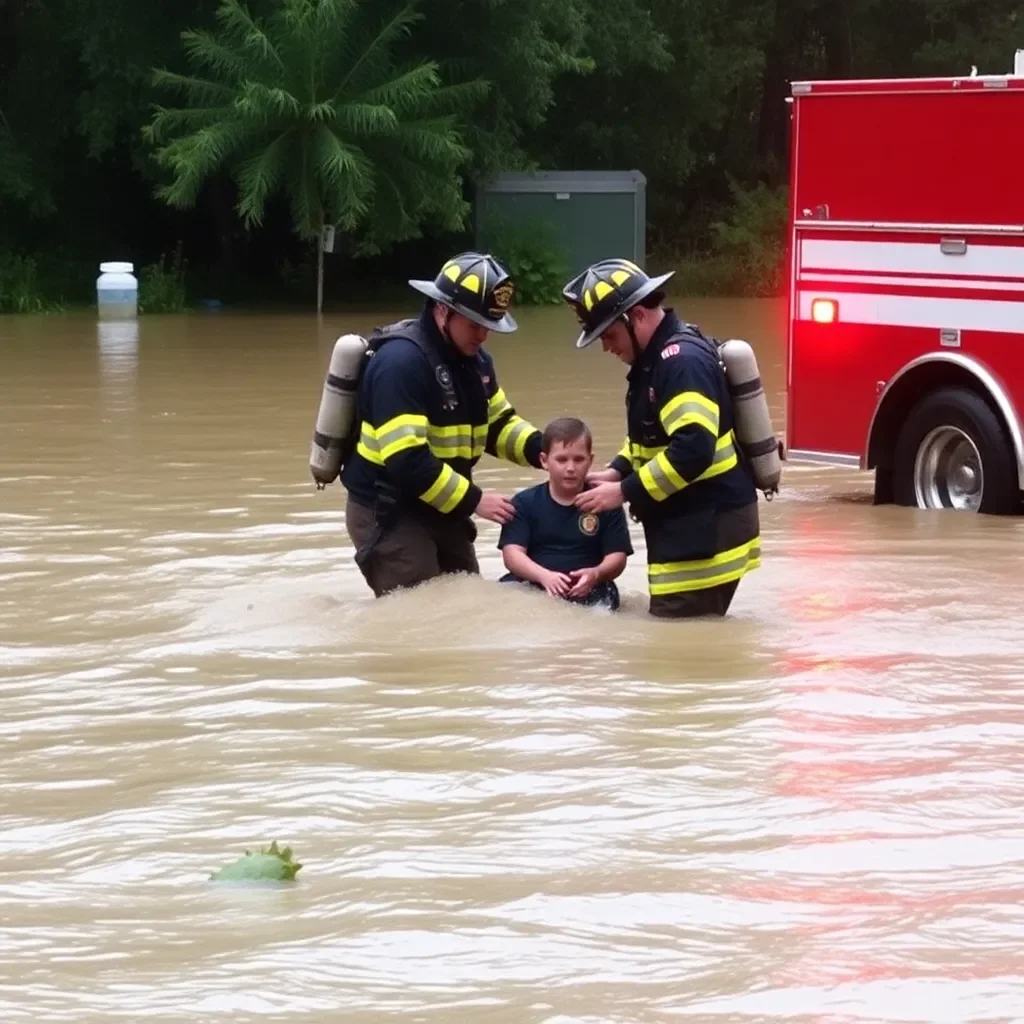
[316,231,324,316]
[208,175,238,277]
[756,2,809,181]
[821,0,853,78]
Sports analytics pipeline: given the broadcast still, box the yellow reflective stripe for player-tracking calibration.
[428,440,473,459]
[487,387,513,423]
[473,424,488,458]
[648,537,761,595]
[356,445,383,465]
[617,437,632,461]
[638,450,687,500]
[356,422,384,465]
[419,463,470,513]
[495,416,535,466]
[635,432,738,499]
[699,433,738,480]
[376,413,428,437]
[426,423,475,460]
[660,391,720,438]
[375,414,429,461]
[629,442,663,467]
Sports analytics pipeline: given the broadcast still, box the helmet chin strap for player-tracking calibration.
[622,311,641,364]
[435,302,454,344]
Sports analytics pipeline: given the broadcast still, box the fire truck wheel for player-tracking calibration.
[893,387,1018,514]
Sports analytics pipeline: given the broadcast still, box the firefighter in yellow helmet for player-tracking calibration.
[340,252,545,597]
[563,258,761,618]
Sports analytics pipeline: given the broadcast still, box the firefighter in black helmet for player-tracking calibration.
[563,258,761,618]
[340,252,544,598]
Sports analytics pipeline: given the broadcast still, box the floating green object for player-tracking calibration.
[209,841,302,882]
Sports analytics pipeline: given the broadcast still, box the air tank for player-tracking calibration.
[719,338,782,497]
[309,333,368,488]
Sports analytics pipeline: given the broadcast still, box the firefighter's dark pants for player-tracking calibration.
[346,498,479,598]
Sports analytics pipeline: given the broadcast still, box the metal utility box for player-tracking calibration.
[474,170,647,277]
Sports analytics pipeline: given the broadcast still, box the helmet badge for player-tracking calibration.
[490,281,514,316]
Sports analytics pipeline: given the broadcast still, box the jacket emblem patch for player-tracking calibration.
[661,343,680,359]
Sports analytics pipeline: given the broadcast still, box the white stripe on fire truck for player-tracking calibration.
[797,291,1024,334]
[800,238,1024,279]
[799,272,1024,293]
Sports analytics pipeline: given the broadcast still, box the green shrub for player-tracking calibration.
[479,215,570,305]
[0,251,65,313]
[139,244,188,313]
[710,178,789,297]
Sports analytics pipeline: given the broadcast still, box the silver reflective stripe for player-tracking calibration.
[488,389,513,421]
[498,418,533,462]
[701,437,736,473]
[427,427,474,458]
[645,455,681,497]
[377,420,427,456]
[662,399,719,435]
[649,542,761,591]
[359,423,380,454]
[425,469,463,511]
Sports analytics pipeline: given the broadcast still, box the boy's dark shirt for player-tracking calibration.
[497,482,633,573]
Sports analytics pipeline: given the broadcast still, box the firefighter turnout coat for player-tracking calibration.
[341,310,543,522]
[608,310,761,597]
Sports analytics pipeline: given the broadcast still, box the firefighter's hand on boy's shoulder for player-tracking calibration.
[586,468,622,485]
[575,481,624,513]
[475,490,517,524]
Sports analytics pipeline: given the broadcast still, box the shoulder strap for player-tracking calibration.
[674,323,726,372]
[366,317,458,408]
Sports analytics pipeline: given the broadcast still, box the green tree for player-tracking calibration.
[413,0,669,176]
[144,0,487,312]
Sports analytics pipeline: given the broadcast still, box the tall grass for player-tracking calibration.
[0,252,66,313]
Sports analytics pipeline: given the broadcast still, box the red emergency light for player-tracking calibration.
[810,298,838,324]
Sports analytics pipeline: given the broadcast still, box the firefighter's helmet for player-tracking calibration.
[409,252,517,333]
[562,258,674,348]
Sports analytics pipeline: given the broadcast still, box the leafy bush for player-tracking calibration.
[480,215,571,305]
[0,251,65,313]
[710,178,789,297]
[139,245,187,313]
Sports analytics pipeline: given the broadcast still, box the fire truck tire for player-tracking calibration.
[892,387,1018,515]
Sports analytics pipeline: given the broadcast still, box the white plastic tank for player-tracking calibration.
[96,261,138,319]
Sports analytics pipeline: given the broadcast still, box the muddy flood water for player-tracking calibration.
[2,297,1024,1023]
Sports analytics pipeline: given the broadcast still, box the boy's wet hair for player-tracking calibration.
[542,416,592,453]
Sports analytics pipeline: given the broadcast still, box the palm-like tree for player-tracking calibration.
[144,0,487,313]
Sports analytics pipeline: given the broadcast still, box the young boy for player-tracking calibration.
[497,417,633,610]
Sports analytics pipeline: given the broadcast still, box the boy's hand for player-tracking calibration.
[575,481,623,513]
[568,567,600,598]
[539,569,573,598]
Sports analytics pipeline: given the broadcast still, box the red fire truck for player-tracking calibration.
[785,53,1024,514]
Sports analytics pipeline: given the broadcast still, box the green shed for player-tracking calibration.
[474,170,647,278]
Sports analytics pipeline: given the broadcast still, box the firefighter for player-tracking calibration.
[562,258,761,618]
[341,251,544,598]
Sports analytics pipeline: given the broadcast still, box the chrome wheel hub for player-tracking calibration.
[913,426,983,511]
